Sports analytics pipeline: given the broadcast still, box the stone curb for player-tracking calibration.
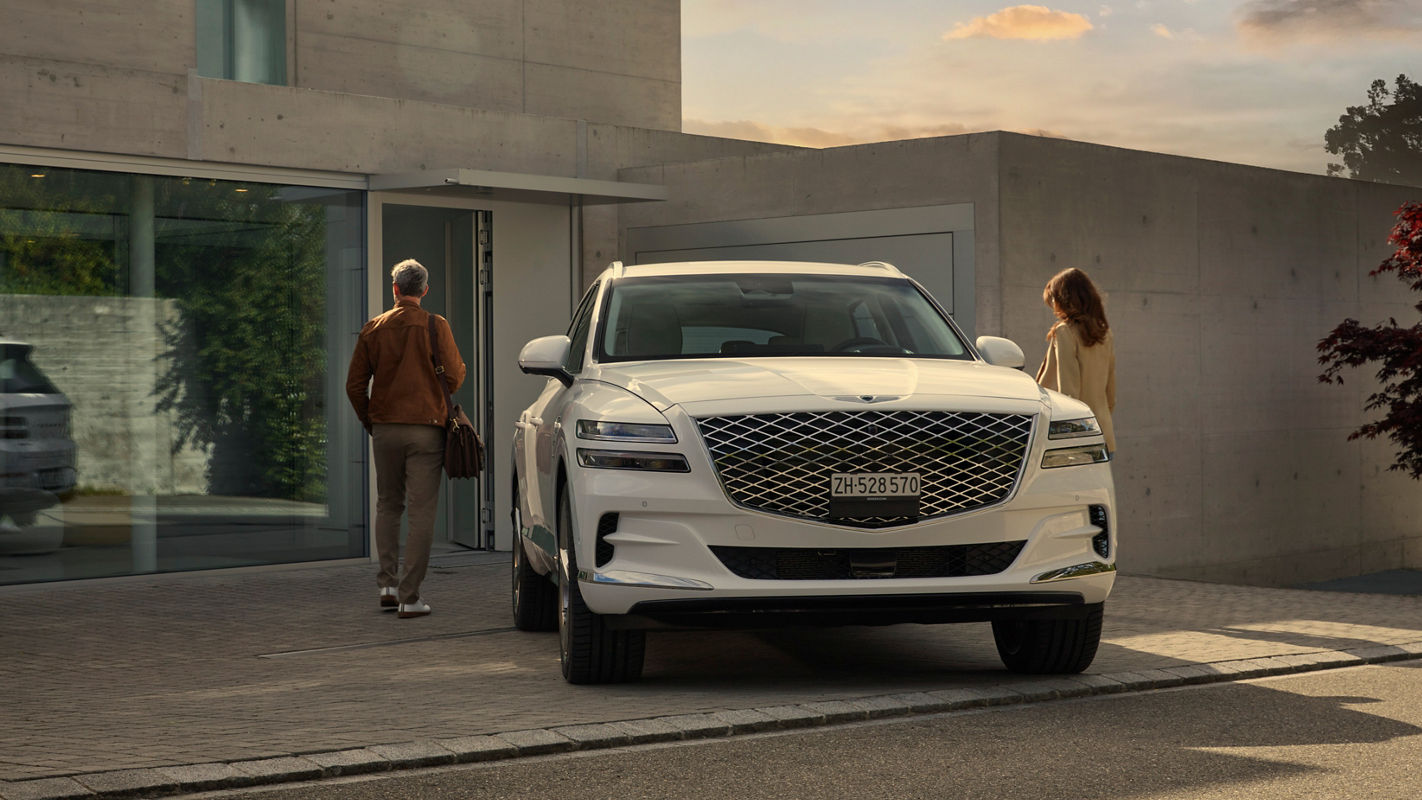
[5,644,1420,800]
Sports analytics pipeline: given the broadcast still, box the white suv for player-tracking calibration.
[511,261,1115,684]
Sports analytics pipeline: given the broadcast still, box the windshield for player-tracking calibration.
[597,273,970,362]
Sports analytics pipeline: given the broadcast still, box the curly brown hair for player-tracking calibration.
[1044,267,1110,347]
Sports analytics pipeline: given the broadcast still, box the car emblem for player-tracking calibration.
[835,394,900,404]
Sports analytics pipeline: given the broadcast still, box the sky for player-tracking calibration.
[681,0,1422,176]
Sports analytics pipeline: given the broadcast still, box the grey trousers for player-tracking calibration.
[372,423,445,605]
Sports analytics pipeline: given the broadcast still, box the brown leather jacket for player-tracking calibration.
[346,297,466,430]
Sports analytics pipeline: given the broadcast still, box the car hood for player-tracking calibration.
[594,357,1045,411]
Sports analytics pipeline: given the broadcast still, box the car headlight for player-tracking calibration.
[1048,417,1100,439]
[576,420,677,443]
[577,449,690,472]
[1041,444,1111,469]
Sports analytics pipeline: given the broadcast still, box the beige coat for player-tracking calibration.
[1036,322,1116,452]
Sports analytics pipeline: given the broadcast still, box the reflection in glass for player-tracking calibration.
[0,164,365,583]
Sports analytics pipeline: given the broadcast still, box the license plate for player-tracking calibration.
[829,472,920,518]
[831,473,921,497]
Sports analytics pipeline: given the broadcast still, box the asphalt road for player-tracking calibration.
[201,662,1422,800]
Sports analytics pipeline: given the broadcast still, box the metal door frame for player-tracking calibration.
[366,191,495,551]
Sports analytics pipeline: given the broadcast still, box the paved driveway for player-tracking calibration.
[3,552,1421,796]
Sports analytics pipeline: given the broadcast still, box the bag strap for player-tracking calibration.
[427,314,457,425]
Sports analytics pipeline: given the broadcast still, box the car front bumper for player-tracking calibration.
[564,460,1117,620]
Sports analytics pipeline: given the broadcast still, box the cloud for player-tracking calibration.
[1151,23,1174,38]
[944,5,1095,41]
[1237,0,1422,46]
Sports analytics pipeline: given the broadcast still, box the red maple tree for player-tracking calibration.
[1318,202,1422,479]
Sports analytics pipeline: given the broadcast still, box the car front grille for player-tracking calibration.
[710,541,1027,580]
[695,410,1034,527]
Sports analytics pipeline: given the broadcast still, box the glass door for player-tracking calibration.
[379,203,490,549]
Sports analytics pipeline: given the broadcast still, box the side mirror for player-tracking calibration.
[518,335,574,386]
[975,336,1025,370]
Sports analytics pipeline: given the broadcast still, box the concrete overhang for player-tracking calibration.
[368,168,667,205]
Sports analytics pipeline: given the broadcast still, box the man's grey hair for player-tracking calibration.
[391,258,428,296]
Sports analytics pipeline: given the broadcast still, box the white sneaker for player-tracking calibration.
[397,599,431,618]
[379,587,397,609]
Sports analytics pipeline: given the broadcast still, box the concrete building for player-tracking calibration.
[1,1,1417,587]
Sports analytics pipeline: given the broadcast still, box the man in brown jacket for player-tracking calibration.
[346,259,466,618]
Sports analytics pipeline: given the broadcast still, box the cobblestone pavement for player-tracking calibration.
[3,553,1421,799]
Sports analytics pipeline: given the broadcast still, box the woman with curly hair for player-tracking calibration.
[1036,267,1116,454]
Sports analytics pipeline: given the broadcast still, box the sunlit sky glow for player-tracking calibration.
[681,0,1422,175]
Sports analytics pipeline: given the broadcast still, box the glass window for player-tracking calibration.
[564,282,600,374]
[598,274,970,361]
[0,162,365,584]
[196,0,287,85]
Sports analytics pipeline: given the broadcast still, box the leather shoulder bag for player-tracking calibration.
[427,315,483,479]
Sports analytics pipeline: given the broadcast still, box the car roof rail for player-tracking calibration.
[857,260,904,275]
[608,260,905,278]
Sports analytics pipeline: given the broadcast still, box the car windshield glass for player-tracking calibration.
[598,273,970,361]
[0,346,61,394]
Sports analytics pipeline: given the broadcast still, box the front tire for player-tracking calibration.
[511,494,557,632]
[993,604,1104,674]
[557,491,645,684]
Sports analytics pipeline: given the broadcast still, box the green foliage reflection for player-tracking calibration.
[153,183,329,502]
[0,167,333,502]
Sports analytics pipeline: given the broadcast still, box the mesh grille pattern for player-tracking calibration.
[711,541,1027,580]
[696,410,1034,527]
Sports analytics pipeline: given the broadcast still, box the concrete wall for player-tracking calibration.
[0,0,679,148]
[996,133,1422,586]
[486,199,576,550]
[615,132,1422,587]
[294,0,679,131]
[0,0,193,160]
[0,295,208,495]
[617,135,1004,326]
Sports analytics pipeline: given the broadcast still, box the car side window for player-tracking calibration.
[565,282,600,374]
